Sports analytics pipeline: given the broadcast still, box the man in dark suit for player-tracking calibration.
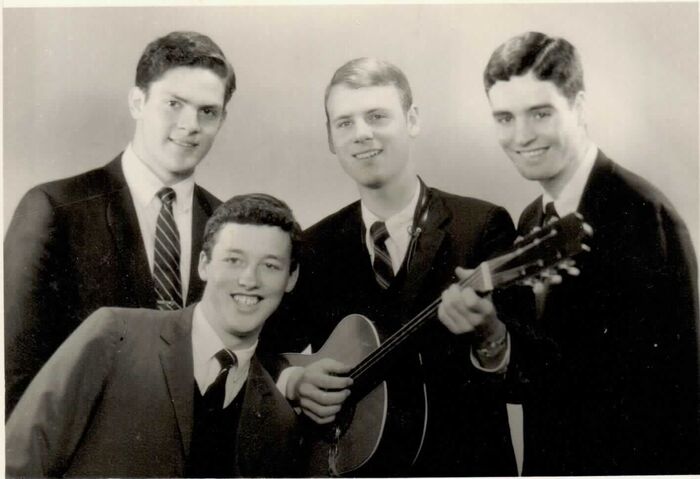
[6,194,304,477]
[4,31,235,415]
[483,31,700,475]
[262,58,521,476]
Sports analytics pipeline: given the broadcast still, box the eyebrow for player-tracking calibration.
[167,93,222,110]
[492,103,554,116]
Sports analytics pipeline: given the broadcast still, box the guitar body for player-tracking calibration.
[283,314,388,475]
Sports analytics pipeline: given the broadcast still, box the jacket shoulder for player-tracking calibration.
[430,187,507,217]
[23,159,124,210]
[305,201,360,239]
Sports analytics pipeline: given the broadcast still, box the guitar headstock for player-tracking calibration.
[472,213,593,293]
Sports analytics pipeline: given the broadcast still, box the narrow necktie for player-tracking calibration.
[370,221,394,289]
[542,201,560,227]
[153,187,183,310]
[204,349,238,410]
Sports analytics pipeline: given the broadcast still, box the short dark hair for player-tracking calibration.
[483,32,584,103]
[324,57,413,120]
[202,193,302,271]
[135,31,236,106]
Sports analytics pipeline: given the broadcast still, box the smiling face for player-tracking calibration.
[198,223,298,349]
[129,66,227,185]
[326,84,420,191]
[487,72,587,188]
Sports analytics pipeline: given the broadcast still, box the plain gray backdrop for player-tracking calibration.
[3,3,698,251]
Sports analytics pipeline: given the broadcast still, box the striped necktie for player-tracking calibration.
[370,221,394,289]
[153,187,183,310]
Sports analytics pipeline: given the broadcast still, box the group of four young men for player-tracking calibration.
[5,30,699,477]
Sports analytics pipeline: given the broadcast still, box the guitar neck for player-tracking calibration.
[348,212,591,395]
[348,266,491,388]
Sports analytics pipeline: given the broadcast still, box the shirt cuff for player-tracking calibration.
[470,332,510,373]
[276,365,305,398]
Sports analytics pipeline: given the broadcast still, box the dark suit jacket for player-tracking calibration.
[517,152,700,475]
[6,305,304,477]
[4,155,220,415]
[262,184,522,476]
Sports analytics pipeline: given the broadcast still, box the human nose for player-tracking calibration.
[237,264,259,289]
[513,118,536,146]
[353,119,373,142]
[177,106,200,133]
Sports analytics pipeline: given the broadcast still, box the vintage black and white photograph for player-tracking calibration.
[3,2,699,477]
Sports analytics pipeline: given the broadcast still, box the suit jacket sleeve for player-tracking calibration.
[5,308,126,477]
[4,187,74,415]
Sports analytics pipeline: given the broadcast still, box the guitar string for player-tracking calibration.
[350,267,486,381]
[350,241,557,382]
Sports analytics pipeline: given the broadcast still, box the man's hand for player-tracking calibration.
[438,267,499,335]
[286,358,353,424]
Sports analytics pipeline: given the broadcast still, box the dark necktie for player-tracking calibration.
[370,221,394,289]
[204,348,238,410]
[153,187,183,310]
[542,201,560,227]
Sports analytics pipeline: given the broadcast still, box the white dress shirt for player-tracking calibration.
[121,144,194,302]
[191,304,256,408]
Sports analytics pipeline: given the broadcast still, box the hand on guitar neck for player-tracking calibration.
[440,266,509,369]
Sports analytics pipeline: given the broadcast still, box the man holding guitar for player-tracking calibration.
[262,57,524,476]
[483,32,700,474]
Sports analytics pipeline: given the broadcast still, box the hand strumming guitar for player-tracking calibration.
[285,358,354,424]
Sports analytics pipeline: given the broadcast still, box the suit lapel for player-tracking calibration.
[186,186,214,305]
[397,188,450,301]
[576,151,614,231]
[104,156,155,307]
[159,306,196,456]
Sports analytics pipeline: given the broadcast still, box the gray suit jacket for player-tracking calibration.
[6,305,304,477]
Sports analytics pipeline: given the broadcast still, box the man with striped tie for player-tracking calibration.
[6,194,305,477]
[261,58,522,476]
[4,31,232,415]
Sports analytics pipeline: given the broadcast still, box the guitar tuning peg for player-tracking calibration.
[514,235,525,245]
[530,226,542,234]
[581,244,591,252]
[583,223,594,236]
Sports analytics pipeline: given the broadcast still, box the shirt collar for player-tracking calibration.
[121,143,195,214]
[191,303,257,395]
[542,144,598,216]
[361,178,421,238]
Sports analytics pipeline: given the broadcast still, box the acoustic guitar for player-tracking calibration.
[284,212,592,476]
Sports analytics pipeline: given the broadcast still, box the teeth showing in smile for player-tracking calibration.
[170,138,198,148]
[518,148,548,158]
[232,295,260,306]
[354,150,381,160]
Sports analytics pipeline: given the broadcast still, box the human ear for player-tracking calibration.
[407,105,421,138]
[197,251,210,282]
[128,86,146,120]
[285,265,299,293]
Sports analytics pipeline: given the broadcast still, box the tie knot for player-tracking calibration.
[214,348,237,372]
[370,221,390,243]
[157,187,176,206]
[544,202,559,218]
[542,202,560,227]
